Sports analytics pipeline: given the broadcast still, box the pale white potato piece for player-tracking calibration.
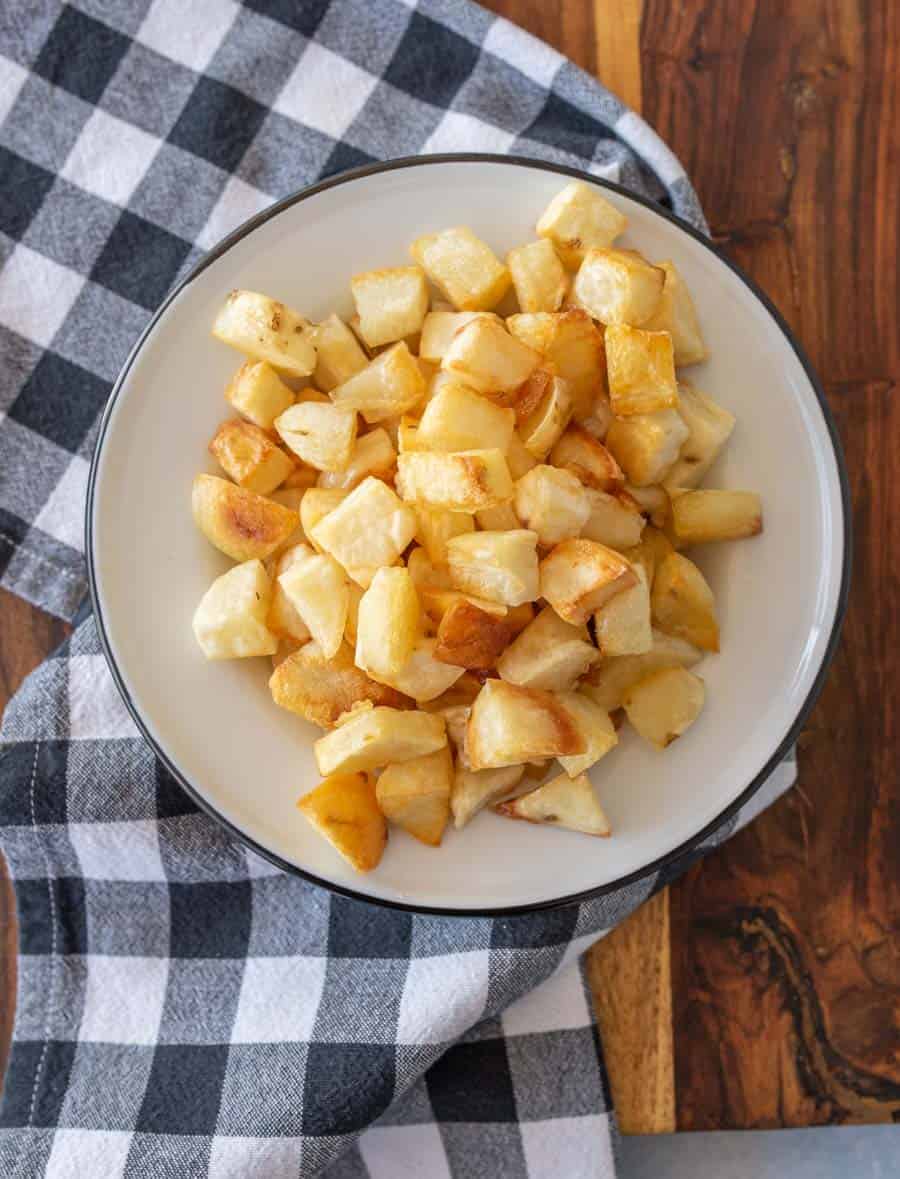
[580,488,645,550]
[623,666,705,749]
[606,408,689,486]
[442,317,541,394]
[514,464,592,546]
[536,180,627,269]
[209,418,295,495]
[330,341,426,424]
[300,488,349,551]
[651,552,719,652]
[641,261,707,365]
[369,637,465,702]
[451,764,526,829]
[314,706,447,776]
[496,771,611,836]
[193,559,277,659]
[466,679,585,769]
[316,428,396,491]
[192,474,299,562]
[593,564,652,656]
[624,482,669,526]
[549,424,623,491]
[376,746,453,846]
[266,544,312,643]
[419,311,498,362]
[507,239,568,312]
[446,530,539,606]
[312,313,369,392]
[212,289,317,377]
[497,605,598,691]
[414,505,475,564]
[225,360,294,429]
[605,324,679,416]
[555,692,618,777]
[395,449,514,513]
[663,383,735,490]
[572,248,665,326]
[581,629,703,712]
[506,309,606,420]
[416,383,515,453]
[518,376,573,459]
[351,266,429,348]
[274,402,357,472]
[279,547,349,660]
[310,476,417,588]
[410,226,511,310]
[671,490,763,545]
[540,537,637,625]
[355,566,420,680]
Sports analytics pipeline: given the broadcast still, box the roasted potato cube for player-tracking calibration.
[466,679,585,769]
[451,764,526,829]
[446,530,539,606]
[505,430,538,480]
[344,581,364,645]
[555,692,618,777]
[406,545,450,589]
[270,640,406,728]
[641,261,707,365]
[310,476,417,588]
[671,490,763,544]
[573,248,665,326]
[413,505,475,565]
[519,376,573,459]
[274,401,357,472]
[514,464,591,545]
[300,488,349,550]
[581,629,702,712]
[418,586,506,630]
[507,239,568,312]
[507,309,606,420]
[266,545,312,642]
[192,474,299,562]
[620,525,673,585]
[476,503,520,531]
[593,564,651,656]
[212,289,316,377]
[396,449,513,513]
[351,266,429,348]
[606,409,689,486]
[536,180,627,269]
[298,772,386,872]
[540,538,636,625]
[663,383,736,490]
[434,598,514,670]
[605,324,679,416]
[496,605,598,691]
[490,364,555,424]
[371,637,465,702]
[311,313,369,392]
[330,341,425,424]
[355,566,420,680]
[209,418,295,494]
[397,414,424,453]
[280,466,319,492]
[192,559,277,659]
[496,771,610,836]
[278,547,349,659]
[225,360,294,429]
[416,383,515,454]
[651,552,719,651]
[623,666,705,748]
[624,482,669,527]
[419,311,498,362]
[316,428,396,491]
[410,226,510,310]
[442,316,541,394]
[549,424,623,491]
[376,746,453,846]
[314,706,446,776]
[580,488,645,549]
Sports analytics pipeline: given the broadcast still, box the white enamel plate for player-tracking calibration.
[87,156,849,914]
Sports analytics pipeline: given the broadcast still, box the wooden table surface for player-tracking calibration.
[2,0,898,1137]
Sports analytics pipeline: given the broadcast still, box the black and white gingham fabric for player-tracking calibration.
[0,3,793,1177]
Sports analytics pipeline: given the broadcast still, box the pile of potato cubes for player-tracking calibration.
[191,180,762,873]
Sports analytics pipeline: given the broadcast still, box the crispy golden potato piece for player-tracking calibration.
[396,449,514,513]
[451,764,526,829]
[623,666,705,748]
[519,375,573,460]
[314,706,447,776]
[605,409,689,487]
[496,605,598,691]
[442,316,541,394]
[330,341,426,424]
[536,180,627,269]
[298,772,386,872]
[475,503,520,531]
[466,679,585,769]
[433,598,514,670]
[505,430,538,480]
[605,324,679,417]
[376,746,453,846]
[209,418,295,495]
[274,401,357,472]
[619,526,673,585]
[651,552,719,652]
[593,564,652,656]
[496,771,611,836]
[266,545,312,642]
[506,309,606,420]
[549,424,623,491]
[192,559,277,659]
[225,360,294,429]
[355,566,420,680]
[663,383,735,490]
[192,474,299,562]
[279,466,319,492]
[416,383,515,454]
[555,692,618,777]
[641,261,707,366]
[351,266,429,348]
[572,248,665,326]
[539,538,636,625]
[311,313,369,392]
[316,428,396,491]
[414,505,475,564]
[514,464,592,546]
[270,640,406,728]
[213,290,317,377]
[446,529,539,607]
[671,490,763,544]
[278,547,350,659]
[411,226,511,310]
[581,629,702,712]
[507,239,568,312]
[310,476,417,588]
[419,311,499,362]
[580,488,645,550]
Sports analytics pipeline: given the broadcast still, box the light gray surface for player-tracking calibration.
[620,1126,898,1178]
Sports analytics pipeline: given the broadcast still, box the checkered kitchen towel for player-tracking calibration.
[0,2,793,1177]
